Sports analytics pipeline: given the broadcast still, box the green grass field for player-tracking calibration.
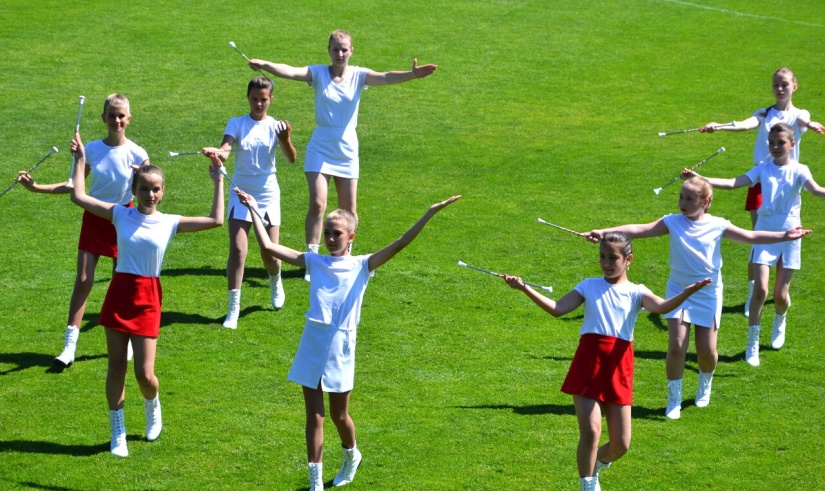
[1,1,824,489]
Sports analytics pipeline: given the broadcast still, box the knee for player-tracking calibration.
[308,199,326,216]
[580,423,601,446]
[611,439,630,458]
[134,368,156,389]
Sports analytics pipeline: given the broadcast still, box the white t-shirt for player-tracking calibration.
[304,253,372,330]
[752,106,809,165]
[745,160,811,218]
[112,206,180,277]
[308,65,369,130]
[573,278,650,342]
[662,213,730,279]
[224,114,285,177]
[86,139,149,205]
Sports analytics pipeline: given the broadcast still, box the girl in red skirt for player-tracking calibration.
[503,232,710,491]
[69,132,225,457]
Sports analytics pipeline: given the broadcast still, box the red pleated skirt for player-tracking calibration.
[100,272,162,337]
[78,203,132,258]
[561,333,634,405]
[745,183,762,211]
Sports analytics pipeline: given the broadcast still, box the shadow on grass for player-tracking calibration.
[16,484,87,491]
[162,265,305,281]
[0,439,109,457]
[458,402,684,421]
[0,352,106,375]
[160,306,267,328]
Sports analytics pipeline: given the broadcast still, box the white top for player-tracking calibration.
[304,252,372,330]
[224,114,285,177]
[745,160,811,218]
[574,278,650,341]
[752,106,809,165]
[112,206,180,277]
[86,139,149,205]
[662,213,730,279]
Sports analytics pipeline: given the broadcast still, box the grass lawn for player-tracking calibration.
[1,0,824,489]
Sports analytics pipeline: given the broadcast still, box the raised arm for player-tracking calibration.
[235,189,305,268]
[364,58,437,86]
[248,59,312,82]
[699,116,758,133]
[177,154,225,234]
[68,133,115,220]
[682,169,752,190]
[641,278,712,314]
[368,195,461,271]
[277,120,297,163]
[723,224,811,244]
[584,218,668,243]
[504,275,584,317]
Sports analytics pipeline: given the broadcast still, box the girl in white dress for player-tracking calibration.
[586,176,809,419]
[235,188,459,491]
[688,123,825,367]
[248,30,437,256]
[504,232,710,491]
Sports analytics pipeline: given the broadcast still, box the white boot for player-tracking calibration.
[744,279,754,317]
[109,408,128,457]
[665,379,682,419]
[127,339,134,362]
[333,445,362,486]
[580,476,597,491]
[144,396,162,441]
[746,325,760,366]
[593,460,610,491]
[54,326,80,368]
[223,289,241,329]
[695,370,714,407]
[308,462,323,491]
[771,313,786,350]
[270,274,285,309]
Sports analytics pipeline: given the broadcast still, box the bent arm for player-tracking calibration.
[248,59,312,82]
[277,121,298,163]
[642,278,712,314]
[368,195,461,271]
[69,141,114,221]
[236,189,305,267]
[505,275,584,317]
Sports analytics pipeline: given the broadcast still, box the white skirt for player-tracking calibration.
[751,214,801,269]
[305,126,359,178]
[226,172,281,226]
[287,320,357,393]
[663,271,722,329]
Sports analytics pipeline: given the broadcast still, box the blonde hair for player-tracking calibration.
[769,122,796,142]
[683,176,713,211]
[325,209,357,233]
[773,67,797,83]
[103,93,130,115]
[328,29,352,48]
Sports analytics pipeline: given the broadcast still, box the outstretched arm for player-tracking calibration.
[803,177,825,198]
[699,116,758,133]
[642,278,712,314]
[368,195,461,271]
[69,133,114,220]
[584,218,668,243]
[15,172,71,194]
[236,189,306,268]
[504,275,584,317]
[682,169,752,189]
[364,58,437,86]
[248,59,312,82]
[177,154,226,233]
[723,224,811,244]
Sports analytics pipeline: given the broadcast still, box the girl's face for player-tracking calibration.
[679,183,709,220]
[328,38,353,67]
[323,218,354,256]
[133,172,164,213]
[768,132,795,163]
[247,88,271,121]
[102,104,131,134]
[599,241,631,283]
[772,73,797,103]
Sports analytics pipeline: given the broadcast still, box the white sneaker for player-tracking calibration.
[223,289,240,329]
[665,379,682,419]
[695,371,713,408]
[746,325,760,366]
[580,476,598,491]
[308,462,323,491]
[270,274,285,309]
[593,460,610,491]
[333,446,362,486]
[54,326,79,368]
[771,314,786,350]
[127,339,134,362]
[109,408,128,457]
[144,396,162,441]
[744,280,754,318]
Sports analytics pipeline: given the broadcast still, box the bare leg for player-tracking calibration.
[573,395,601,478]
[332,176,358,218]
[597,402,631,464]
[227,217,250,290]
[694,323,719,374]
[748,264,771,326]
[328,390,356,449]
[67,250,102,327]
[105,328,130,410]
[665,318,690,380]
[303,383,326,463]
[772,259,793,315]
[305,172,330,245]
[131,335,159,400]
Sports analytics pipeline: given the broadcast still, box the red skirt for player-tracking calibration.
[78,203,132,258]
[561,333,634,405]
[100,272,162,337]
[745,183,762,211]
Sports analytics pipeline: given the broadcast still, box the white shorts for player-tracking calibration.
[226,172,281,226]
[288,320,356,393]
[751,214,801,269]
